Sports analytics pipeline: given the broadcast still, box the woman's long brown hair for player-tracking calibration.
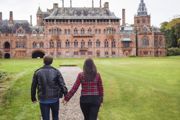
[83,58,97,81]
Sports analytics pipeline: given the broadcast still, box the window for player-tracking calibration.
[105,51,108,55]
[58,28,62,35]
[112,39,116,48]
[81,40,85,48]
[57,40,61,48]
[81,28,85,34]
[33,42,37,48]
[74,40,78,48]
[159,36,163,46]
[66,40,70,48]
[53,28,57,35]
[40,42,44,48]
[88,28,92,34]
[88,39,92,48]
[112,51,116,55]
[50,40,54,48]
[16,41,25,48]
[74,28,78,34]
[74,51,79,55]
[142,37,149,47]
[104,39,109,48]
[96,40,101,47]
[123,42,130,48]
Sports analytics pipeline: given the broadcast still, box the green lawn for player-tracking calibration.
[0,57,180,120]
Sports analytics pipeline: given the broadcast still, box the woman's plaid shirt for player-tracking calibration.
[64,72,104,102]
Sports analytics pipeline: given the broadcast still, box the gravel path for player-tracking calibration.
[58,67,84,120]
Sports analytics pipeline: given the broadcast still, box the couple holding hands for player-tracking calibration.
[31,55,104,120]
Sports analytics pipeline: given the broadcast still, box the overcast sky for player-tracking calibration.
[0,0,179,27]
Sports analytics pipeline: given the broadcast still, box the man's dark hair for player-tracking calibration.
[43,55,53,65]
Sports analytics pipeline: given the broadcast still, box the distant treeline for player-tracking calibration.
[160,18,180,55]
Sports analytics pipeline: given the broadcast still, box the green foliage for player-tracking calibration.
[167,47,180,56]
[160,18,180,48]
[0,71,8,81]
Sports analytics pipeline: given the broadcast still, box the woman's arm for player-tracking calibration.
[64,73,81,102]
[97,73,104,103]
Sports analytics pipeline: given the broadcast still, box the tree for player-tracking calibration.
[160,18,180,48]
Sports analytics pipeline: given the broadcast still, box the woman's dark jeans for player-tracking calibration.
[80,96,101,120]
[40,100,59,120]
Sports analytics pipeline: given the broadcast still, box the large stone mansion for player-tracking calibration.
[0,0,166,58]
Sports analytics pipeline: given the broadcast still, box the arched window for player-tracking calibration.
[88,39,92,48]
[16,41,24,48]
[64,29,67,35]
[104,29,106,34]
[74,28,78,34]
[74,40,78,48]
[112,39,116,48]
[81,28,85,34]
[104,39,109,48]
[81,40,85,48]
[57,28,62,35]
[4,42,10,49]
[142,36,149,47]
[33,42,37,48]
[96,39,100,48]
[159,36,163,46]
[66,39,70,48]
[40,42,44,48]
[57,40,61,48]
[50,40,54,48]
[88,28,92,34]
[53,28,57,35]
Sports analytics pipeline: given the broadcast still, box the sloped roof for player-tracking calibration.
[44,7,119,20]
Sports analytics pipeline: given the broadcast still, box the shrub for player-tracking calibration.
[0,71,8,81]
[167,47,180,56]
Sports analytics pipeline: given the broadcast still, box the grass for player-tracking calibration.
[0,57,180,120]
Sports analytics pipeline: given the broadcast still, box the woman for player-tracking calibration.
[63,58,104,120]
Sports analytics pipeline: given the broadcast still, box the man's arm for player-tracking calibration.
[57,70,68,96]
[31,72,38,102]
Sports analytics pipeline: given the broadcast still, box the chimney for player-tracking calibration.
[62,0,64,8]
[92,0,94,8]
[30,15,32,26]
[0,12,2,23]
[9,11,13,25]
[70,0,72,8]
[100,0,102,8]
[122,9,126,26]
[53,3,59,9]
[104,2,109,9]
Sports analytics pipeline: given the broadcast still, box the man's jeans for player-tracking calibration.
[40,100,59,120]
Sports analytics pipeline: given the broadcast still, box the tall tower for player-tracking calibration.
[8,11,14,25]
[36,6,43,26]
[122,9,126,26]
[134,0,151,32]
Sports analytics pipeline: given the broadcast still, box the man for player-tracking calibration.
[31,55,67,120]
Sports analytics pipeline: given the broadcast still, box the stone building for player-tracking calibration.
[0,0,166,58]
[134,0,166,56]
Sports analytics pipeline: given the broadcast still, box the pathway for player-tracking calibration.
[58,67,83,120]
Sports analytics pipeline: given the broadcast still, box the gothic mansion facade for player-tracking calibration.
[0,0,166,58]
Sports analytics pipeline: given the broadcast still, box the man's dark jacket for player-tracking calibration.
[31,65,67,102]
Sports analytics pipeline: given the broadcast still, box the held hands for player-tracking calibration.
[62,99,68,105]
